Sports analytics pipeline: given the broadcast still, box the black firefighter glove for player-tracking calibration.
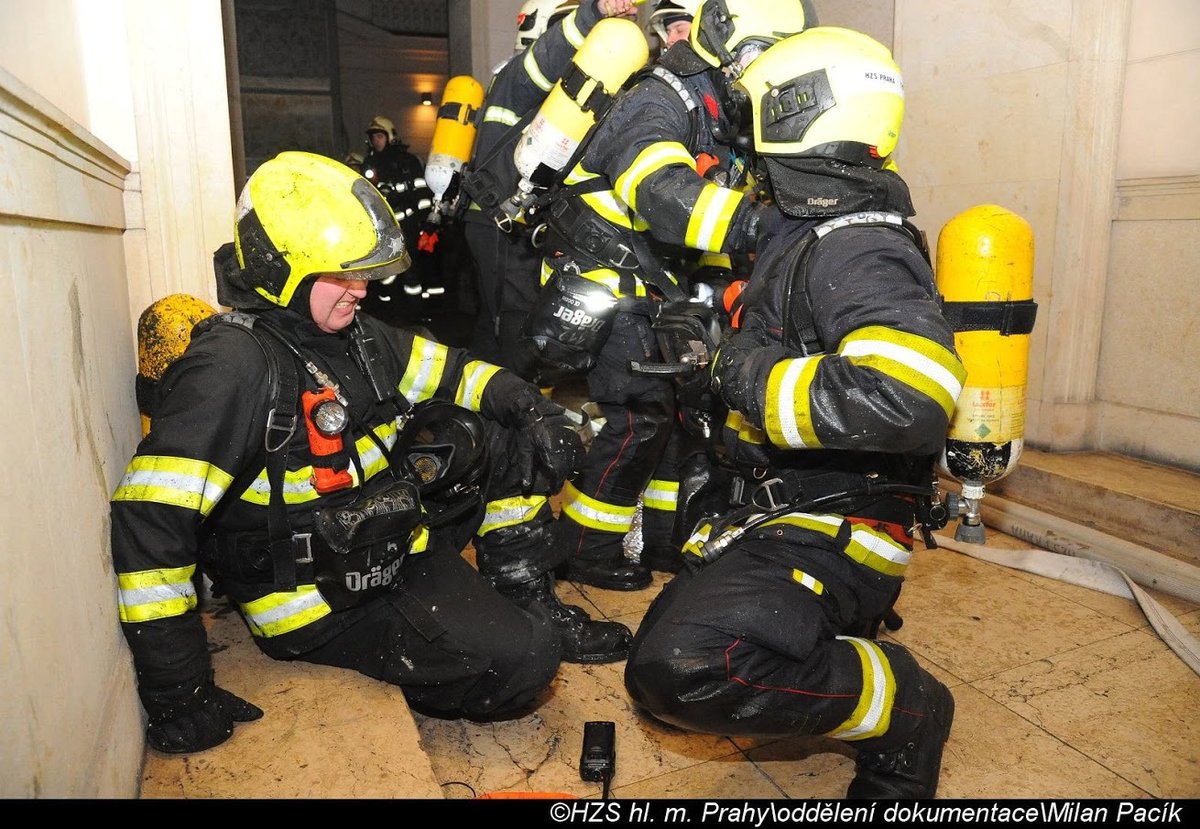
[709,328,785,415]
[514,394,584,494]
[139,673,263,754]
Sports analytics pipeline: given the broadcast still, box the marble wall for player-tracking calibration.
[1096,0,1200,469]
[0,0,235,797]
[0,67,144,798]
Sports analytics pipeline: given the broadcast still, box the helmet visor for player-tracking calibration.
[339,178,412,280]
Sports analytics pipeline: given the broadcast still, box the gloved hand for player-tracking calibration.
[514,396,585,494]
[709,328,774,414]
[139,674,263,754]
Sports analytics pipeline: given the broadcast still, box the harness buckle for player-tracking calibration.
[292,532,314,565]
[751,477,788,511]
[264,408,297,453]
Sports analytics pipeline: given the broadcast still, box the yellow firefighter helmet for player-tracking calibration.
[734,26,904,165]
[690,0,809,73]
[235,151,411,307]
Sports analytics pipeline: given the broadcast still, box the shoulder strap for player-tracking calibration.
[783,212,917,354]
[647,66,702,152]
[197,312,305,592]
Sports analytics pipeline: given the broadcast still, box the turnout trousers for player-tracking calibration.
[624,522,941,753]
[464,220,543,379]
[263,533,561,721]
[555,309,676,563]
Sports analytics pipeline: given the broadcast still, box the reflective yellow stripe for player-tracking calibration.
[399,335,448,404]
[698,252,732,269]
[478,495,548,535]
[540,259,555,286]
[356,418,402,480]
[455,360,502,412]
[614,143,695,212]
[844,524,912,577]
[580,190,634,228]
[578,267,646,298]
[791,568,824,595]
[764,356,824,449]
[682,521,714,558]
[563,163,598,185]
[240,464,329,506]
[112,456,234,517]
[238,418,401,506]
[827,636,894,741]
[563,10,583,47]
[643,479,678,512]
[410,524,430,553]
[726,410,765,445]
[117,565,198,622]
[685,183,741,251]
[561,481,637,532]
[839,326,966,418]
[241,585,332,638]
[483,105,519,126]
[759,511,842,537]
[523,48,552,91]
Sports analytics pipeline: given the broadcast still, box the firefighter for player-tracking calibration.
[521,0,811,590]
[112,152,631,754]
[623,28,966,799]
[461,0,638,374]
[360,115,435,309]
[647,0,698,54]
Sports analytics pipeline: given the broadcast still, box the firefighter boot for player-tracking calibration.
[500,573,633,664]
[640,544,684,574]
[847,674,955,799]
[563,549,653,591]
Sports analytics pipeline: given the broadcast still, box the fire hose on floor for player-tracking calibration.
[935,492,1200,678]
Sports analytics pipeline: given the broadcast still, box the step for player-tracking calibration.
[139,601,443,799]
[986,449,1200,569]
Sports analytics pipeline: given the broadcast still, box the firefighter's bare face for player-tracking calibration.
[664,20,691,46]
[310,274,368,333]
[368,131,388,152]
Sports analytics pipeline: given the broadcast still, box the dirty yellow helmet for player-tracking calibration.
[514,0,579,52]
[235,151,411,307]
[689,0,809,73]
[734,27,904,165]
[366,115,396,142]
[136,293,217,435]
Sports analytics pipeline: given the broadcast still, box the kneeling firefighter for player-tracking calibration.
[623,29,967,799]
[520,0,811,590]
[111,152,630,754]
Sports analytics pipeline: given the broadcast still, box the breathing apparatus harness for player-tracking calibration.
[684,212,952,569]
[193,311,486,611]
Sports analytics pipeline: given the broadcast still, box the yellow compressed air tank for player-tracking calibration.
[136,293,216,436]
[426,75,485,205]
[498,16,649,225]
[935,204,1037,541]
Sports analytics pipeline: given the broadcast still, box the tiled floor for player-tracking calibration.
[414,526,1200,799]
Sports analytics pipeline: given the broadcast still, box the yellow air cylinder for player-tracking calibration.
[935,205,1036,540]
[500,16,649,224]
[136,293,216,436]
[426,75,485,204]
